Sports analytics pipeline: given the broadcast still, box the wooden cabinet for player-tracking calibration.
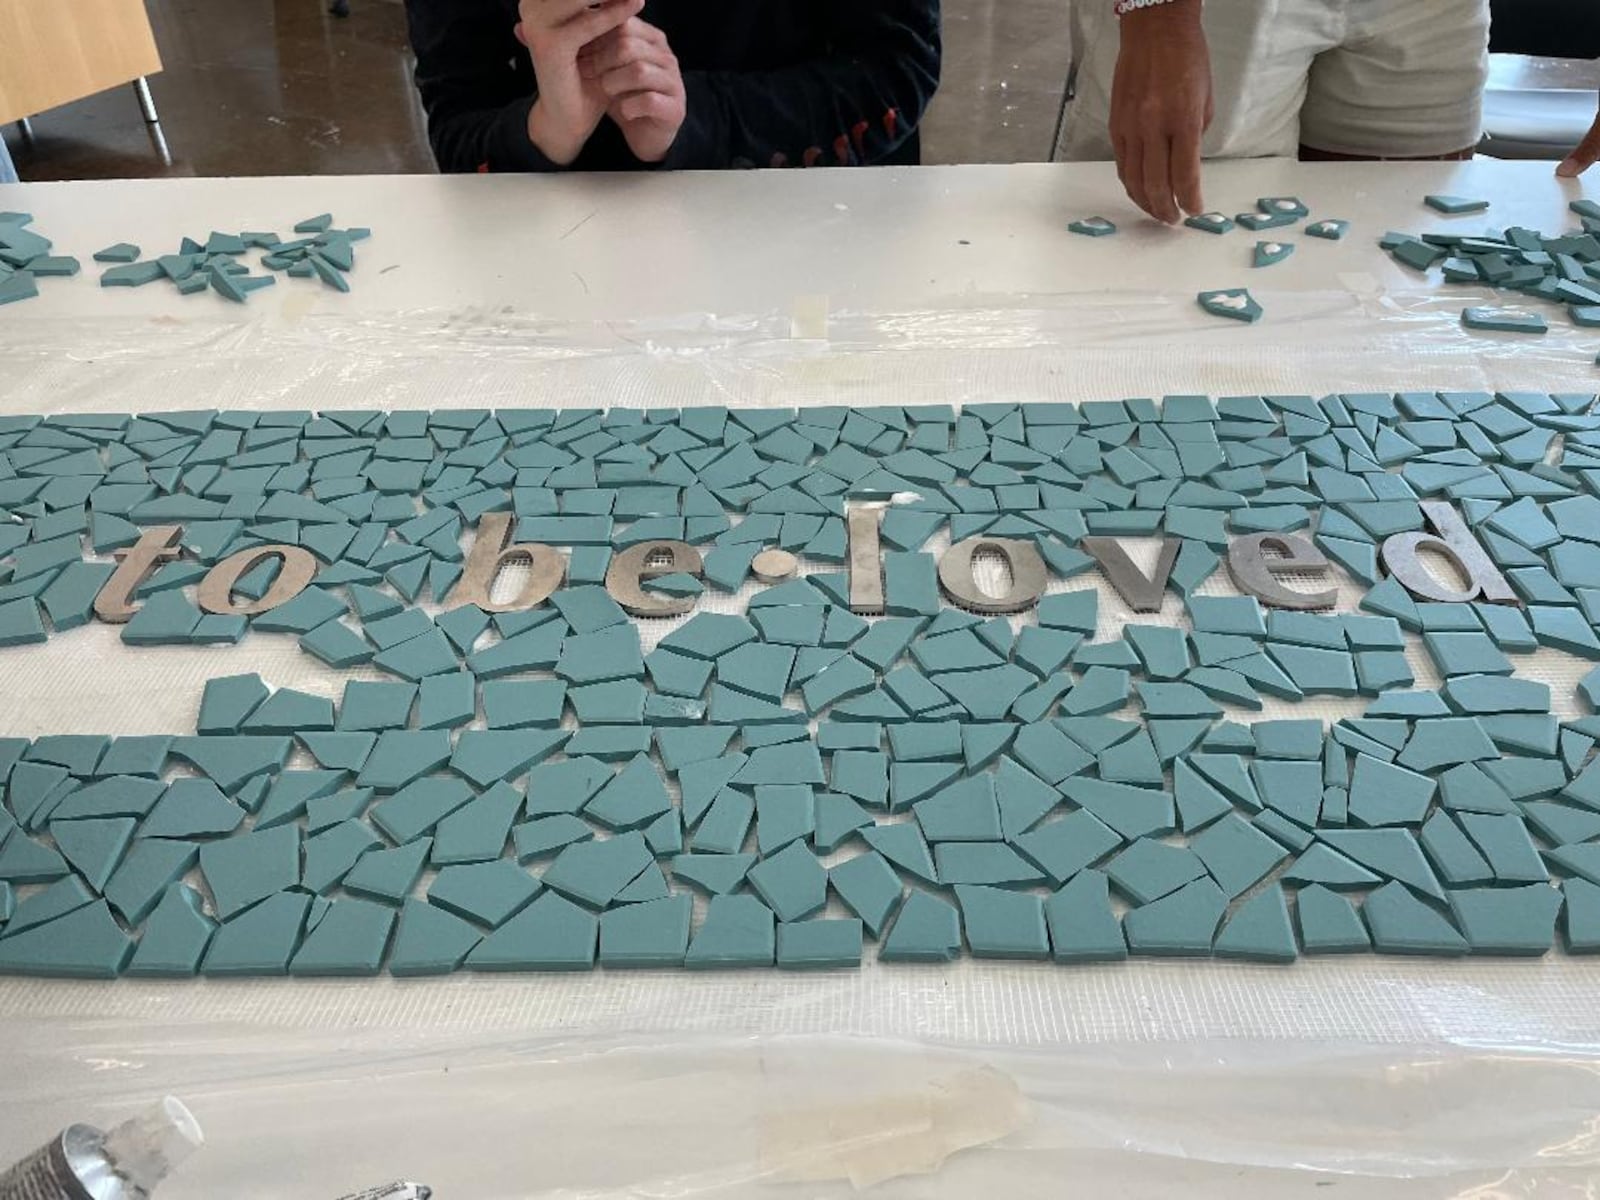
[0,0,162,125]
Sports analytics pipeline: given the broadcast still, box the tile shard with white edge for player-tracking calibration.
[1197,288,1262,323]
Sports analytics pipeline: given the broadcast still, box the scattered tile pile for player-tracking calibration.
[1386,198,1600,340]
[0,213,80,307]
[93,213,367,303]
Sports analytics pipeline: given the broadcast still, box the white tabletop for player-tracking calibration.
[0,158,1593,326]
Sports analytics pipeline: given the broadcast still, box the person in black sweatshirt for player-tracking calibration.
[405,0,942,173]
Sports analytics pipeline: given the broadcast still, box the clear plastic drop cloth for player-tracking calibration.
[6,159,1600,1196]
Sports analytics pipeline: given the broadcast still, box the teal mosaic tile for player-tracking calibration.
[8,395,1600,974]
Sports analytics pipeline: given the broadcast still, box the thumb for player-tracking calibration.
[1558,113,1600,178]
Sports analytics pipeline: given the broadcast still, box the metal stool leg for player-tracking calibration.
[133,77,159,124]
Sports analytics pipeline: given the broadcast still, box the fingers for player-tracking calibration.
[518,0,604,31]
[579,23,668,76]
[1114,134,1150,219]
[1141,136,1179,224]
[557,0,642,48]
[1171,125,1204,216]
[597,60,677,100]
[1558,111,1600,179]
[615,91,678,123]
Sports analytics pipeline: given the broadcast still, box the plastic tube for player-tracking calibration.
[0,1097,202,1200]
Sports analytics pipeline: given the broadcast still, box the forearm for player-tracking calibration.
[427,97,569,173]
[661,10,939,169]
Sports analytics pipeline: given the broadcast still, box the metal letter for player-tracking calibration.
[606,540,704,617]
[938,537,1048,614]
[1080,536,1181,612]
[452,512,566,612]
[847,506,885,614]
[1227,532,1337,610]
[93,525,182,624]
[199,545,319,616]
[1380,500,1519,605]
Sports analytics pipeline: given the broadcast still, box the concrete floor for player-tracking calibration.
[0,1,1593,181]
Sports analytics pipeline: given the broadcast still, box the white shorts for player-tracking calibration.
[1055,0,1491,162]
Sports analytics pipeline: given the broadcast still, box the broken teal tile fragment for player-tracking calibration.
[1295,884,1371,954]
[1043,868,1126,961]
[1068,216,1116,237]
[431,782,520,865]
[670,851,756,897]
[103,839,198,924]
[1462,307,1547,334]
[202,892,312,976]
[0,900,134,978]
[1446,884,1561,955]
[199,824,300,918]
[1190,812,1288,897]
[1425,194,1489,214]
[1363,881,1467,955]
[518,815,598,862]
[449,729,567,787]
[299,731,376,772]
[775,918,864,968]
[369,775,473,844]
[1122,877,1228,956]
[934,841,1046,886]
[746,840,828,921]
[1458,811,1546,883]
[685,893,776,968]
[541,830,653,909]
[1563,878,1600,953]
[954,885,1048,959]
[1197,288,1262,322]
[289,897,397,976]
[125,885,216,977]
[1347,754,1435,826]
[1318,827,1445,900]
[879,889,962,962]
[50,817,135,892]
[598,894,692,967]
[467,892,597,971]
[93,242,141,263]
[344,837,432,903]
[427,860,540,928]
[3,876,92,938]
[50,775,164,821]
[1105,838,1206,904]
[1214,885,1297,962]
[1252,239,1294,268]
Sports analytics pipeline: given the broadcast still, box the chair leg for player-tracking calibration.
[133,77,159,124]
[16,118,35,146]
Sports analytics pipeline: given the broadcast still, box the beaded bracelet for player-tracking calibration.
[1114,0,1185,14]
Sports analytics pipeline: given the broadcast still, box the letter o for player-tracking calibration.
[938,537,1048,614]
[198,545,319,616]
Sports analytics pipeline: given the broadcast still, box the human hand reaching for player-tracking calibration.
[516,0,642,165]
[1558,99,1600,178]
[579,18,688,164]
[1109,0,1213,223]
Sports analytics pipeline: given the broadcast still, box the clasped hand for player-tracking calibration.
[518,0,688,165]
